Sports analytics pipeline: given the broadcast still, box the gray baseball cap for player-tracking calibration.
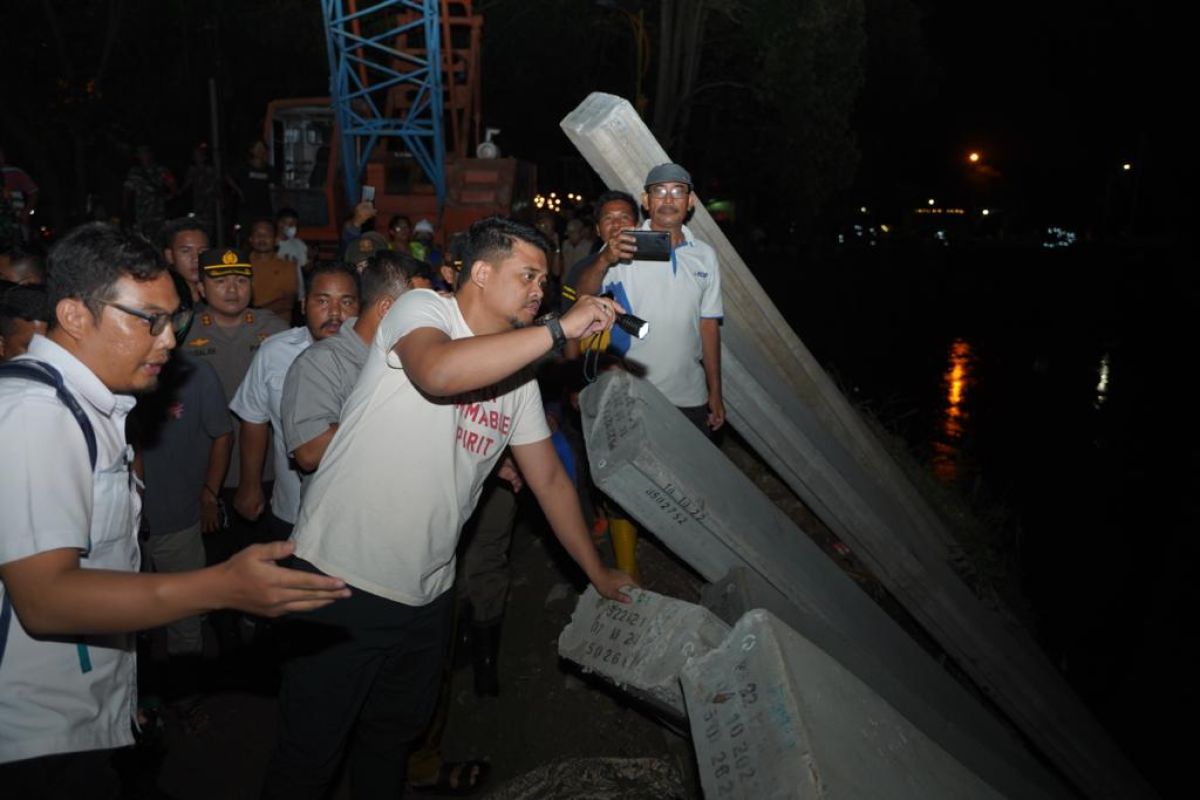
[644,163,692,188]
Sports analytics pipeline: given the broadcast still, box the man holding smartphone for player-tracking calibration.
[569,163,725,434]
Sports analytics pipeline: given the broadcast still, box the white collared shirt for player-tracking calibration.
[0,335,140,764]
[230,326,314,523]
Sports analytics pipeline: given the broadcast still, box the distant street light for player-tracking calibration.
[968,151,981,163]
[1122,162,1132,171]
[927,198,936,206]
[981,208,990,216]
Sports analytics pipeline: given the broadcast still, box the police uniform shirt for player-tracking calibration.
[183,303,287,486]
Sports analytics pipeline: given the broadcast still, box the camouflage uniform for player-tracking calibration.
[123,164,175,242]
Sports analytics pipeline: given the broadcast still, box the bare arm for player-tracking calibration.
[293,424,337,474]
[234,419,269,520]
[510,437,634,602]
[394,294,624,397]
[0,541,348,637]
[700,317,725,431]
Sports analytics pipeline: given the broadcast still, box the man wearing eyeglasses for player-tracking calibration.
[0,223,349,795]
[572,163,725,436]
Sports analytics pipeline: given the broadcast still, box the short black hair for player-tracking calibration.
[457,216,550,290]
[593,190,638,221]
[1,246,45,283]
[46,223,166,330]
[250,217,276,233]
[304,261,359,296]
[0,280,49,336]
[361,250,431,306]
[388,214,411,231]
[160,217,210,250]
[276,207,300,222]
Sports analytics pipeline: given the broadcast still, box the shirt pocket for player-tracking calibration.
[87,452,135,551]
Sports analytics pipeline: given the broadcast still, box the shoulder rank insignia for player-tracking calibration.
[188,337,211,348]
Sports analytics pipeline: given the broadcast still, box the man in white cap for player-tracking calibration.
[571,162,724,435]
[410,218,442,267]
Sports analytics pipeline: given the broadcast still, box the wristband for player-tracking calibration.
[537,313,566,352]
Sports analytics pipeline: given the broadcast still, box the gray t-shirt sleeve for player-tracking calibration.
[281,348,342,455]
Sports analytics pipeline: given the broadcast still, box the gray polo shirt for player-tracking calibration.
[280,318,369,491]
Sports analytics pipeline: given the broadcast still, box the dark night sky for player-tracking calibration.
[1,0,1190,236]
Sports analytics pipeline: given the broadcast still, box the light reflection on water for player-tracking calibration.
[1094,352,1111,409]
[932,338,976,483]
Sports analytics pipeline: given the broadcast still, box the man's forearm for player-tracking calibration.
[238,420,270,486]
[520,448,606,582]
[1,554,229,636]
[572,251,611,298]
[700,318,722,400]
[399,326,556,397]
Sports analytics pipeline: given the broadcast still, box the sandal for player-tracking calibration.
[410,759,491,796]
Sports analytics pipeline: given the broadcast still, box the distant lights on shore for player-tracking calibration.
[981,208,990,216]
[1122,162,1132,171]
[927,198,936,206]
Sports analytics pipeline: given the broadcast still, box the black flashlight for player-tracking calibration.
[601,292,649,339]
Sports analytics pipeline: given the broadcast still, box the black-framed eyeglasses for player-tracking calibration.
[648,184,689,199]
[99,300,194,336]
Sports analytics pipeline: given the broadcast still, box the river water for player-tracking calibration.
[762,240,1195,794]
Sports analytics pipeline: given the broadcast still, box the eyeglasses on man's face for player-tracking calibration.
[647,184,690,199]
[99,299,194,336]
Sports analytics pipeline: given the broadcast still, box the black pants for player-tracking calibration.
[262,560,454,800]
[0,748,119,800]
[678,403,717,440]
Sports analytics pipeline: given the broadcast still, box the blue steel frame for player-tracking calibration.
[321,0,446,207]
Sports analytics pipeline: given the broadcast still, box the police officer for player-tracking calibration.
[183,248,288,648]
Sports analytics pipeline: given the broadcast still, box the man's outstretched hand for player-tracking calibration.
[219,541,350,617]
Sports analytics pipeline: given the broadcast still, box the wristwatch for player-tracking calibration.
[536,312,566,352]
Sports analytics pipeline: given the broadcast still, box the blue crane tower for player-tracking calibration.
[321,0,448,207]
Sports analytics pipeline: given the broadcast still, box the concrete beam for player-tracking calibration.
[681,609,1007,800]
[562,92,1154,799]
[580,370,1067,798]
[558,585,730,718]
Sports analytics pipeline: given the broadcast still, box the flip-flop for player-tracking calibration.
[410,759,491,796]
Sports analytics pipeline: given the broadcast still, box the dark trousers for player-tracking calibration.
[262,560,454,800]
[0,748,120,800]
[678,403,717,440]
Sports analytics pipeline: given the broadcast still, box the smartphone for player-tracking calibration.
[624,229,671,261]
[361,185,376,203]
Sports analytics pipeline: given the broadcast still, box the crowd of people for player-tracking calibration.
[0,154,725,799]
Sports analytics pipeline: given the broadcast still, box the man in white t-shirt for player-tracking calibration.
[570,163,725,436]
[230,263,360,540]
[263,216,633,799]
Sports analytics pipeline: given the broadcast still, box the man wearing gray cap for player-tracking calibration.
[572,163,725,434]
